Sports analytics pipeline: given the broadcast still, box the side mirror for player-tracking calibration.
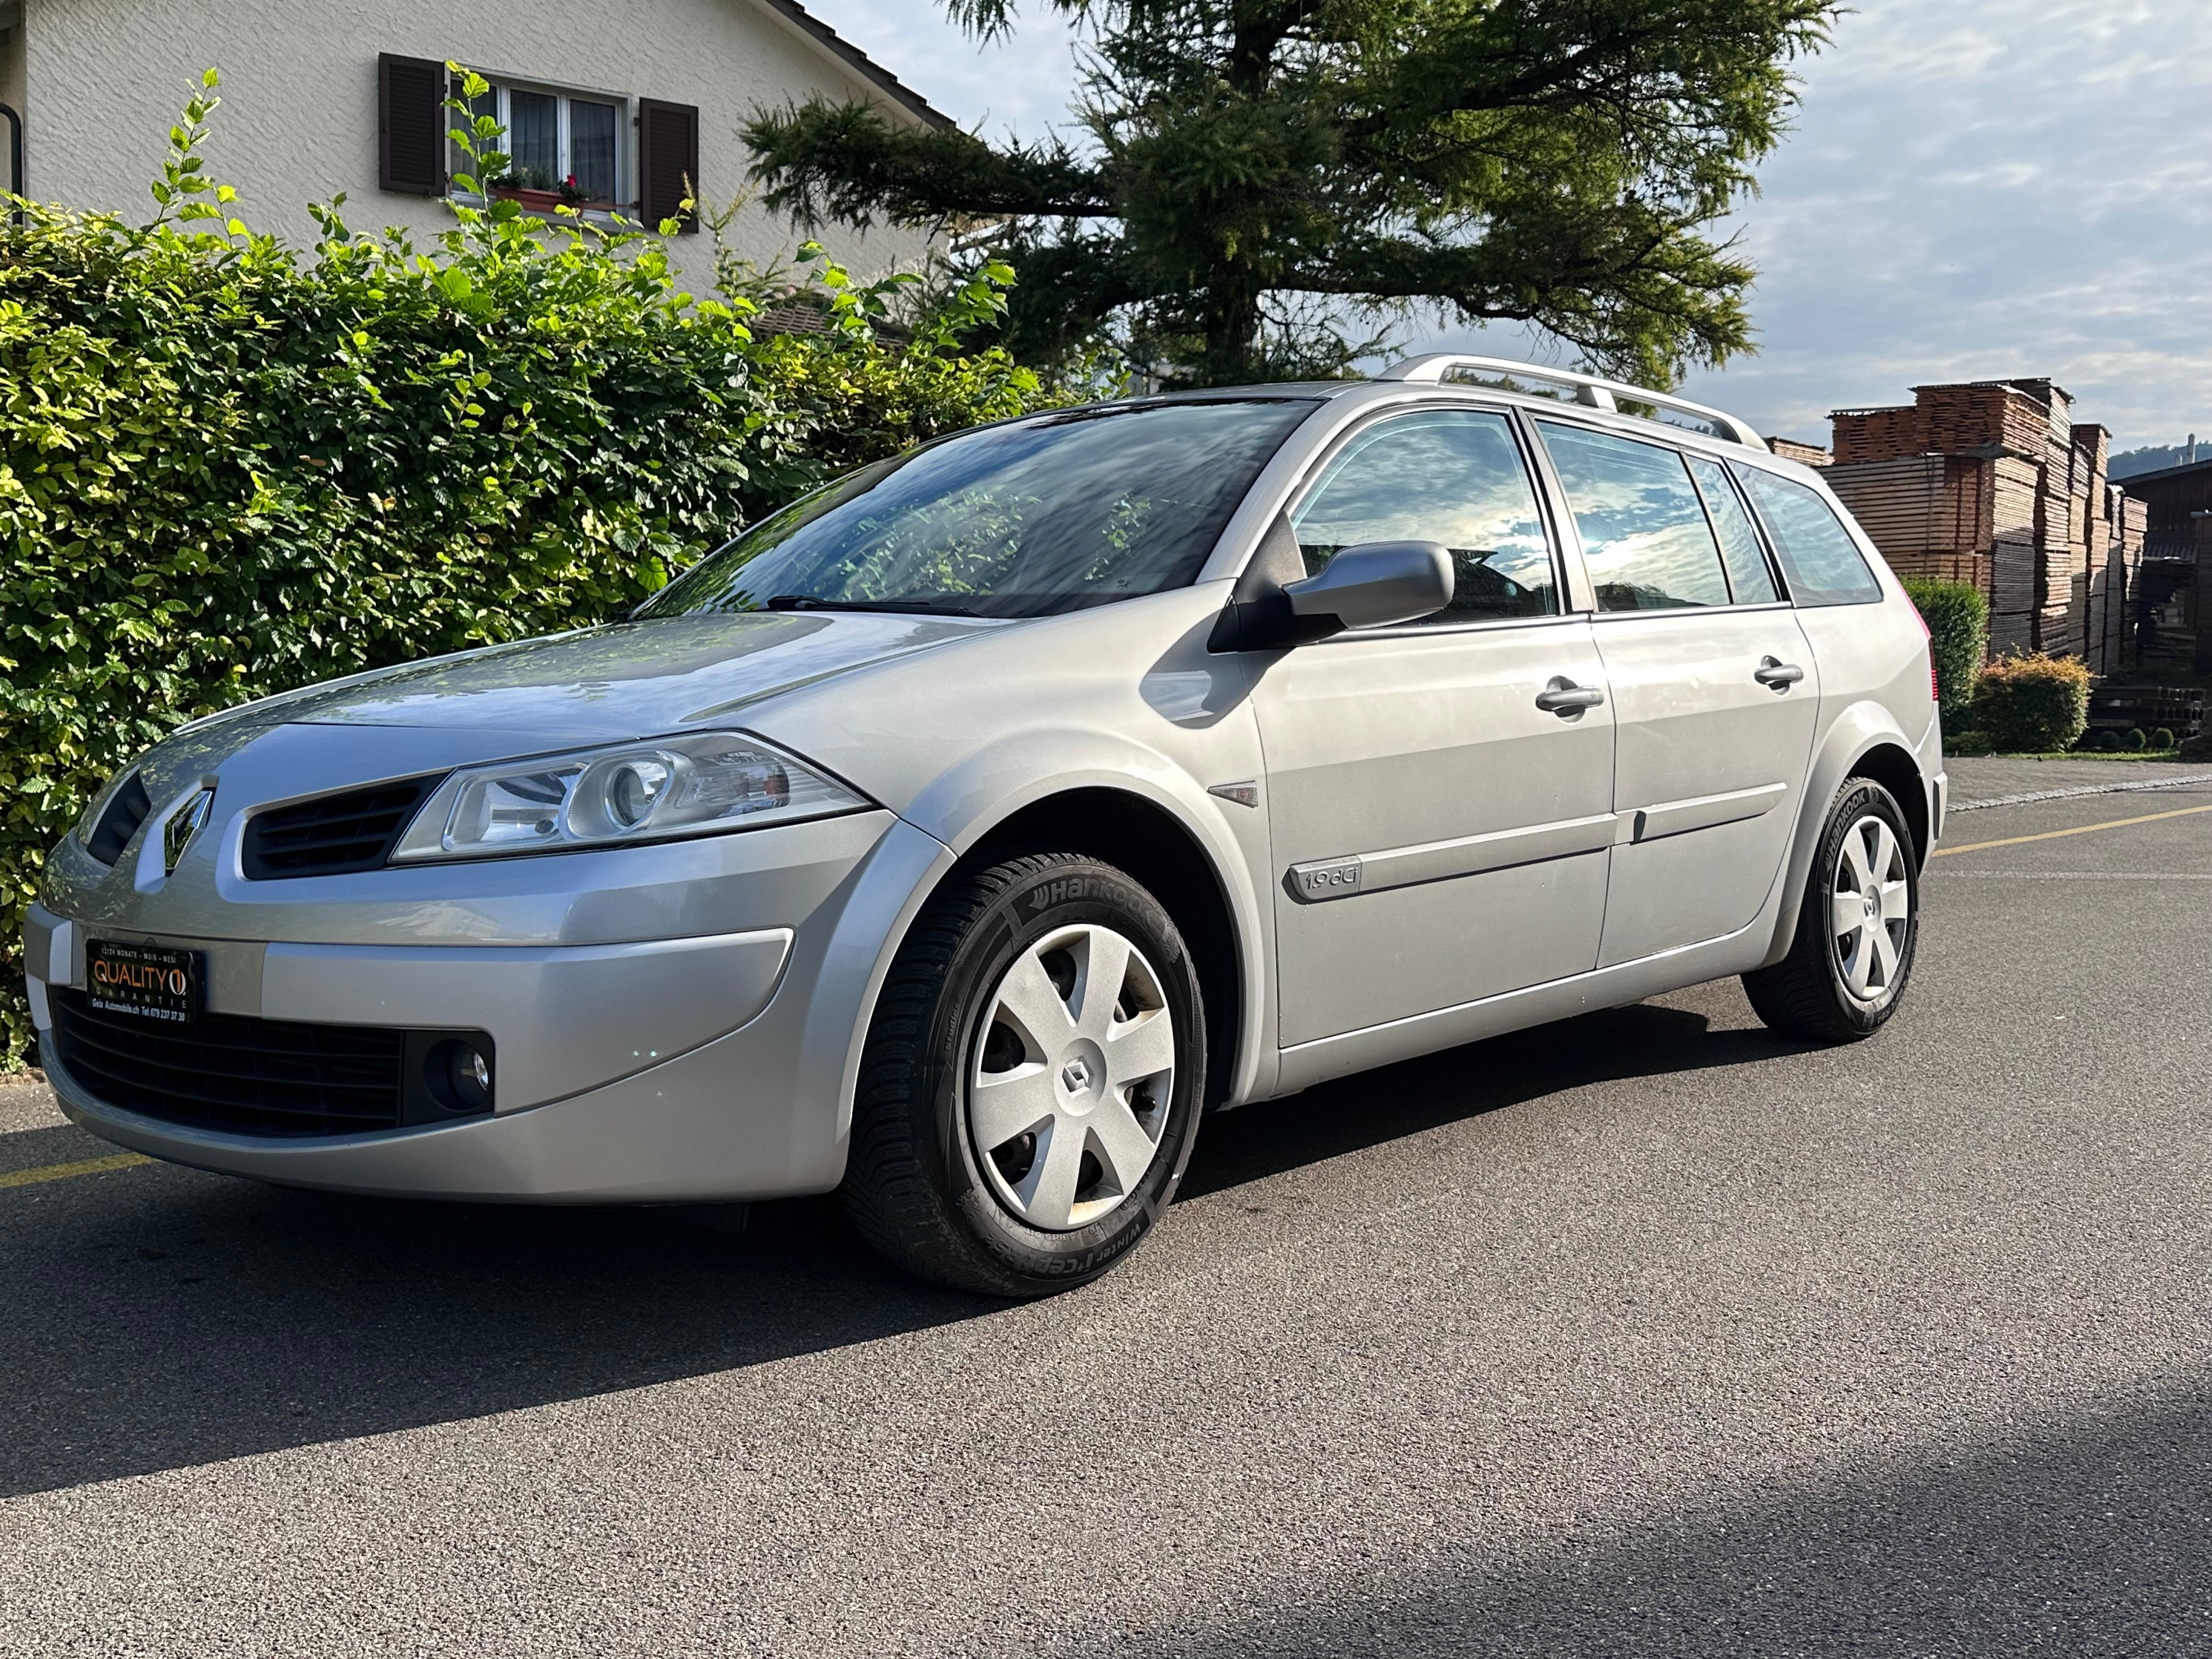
[1282,541,1453,636]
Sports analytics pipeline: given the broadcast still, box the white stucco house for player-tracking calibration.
[0,0,948,292]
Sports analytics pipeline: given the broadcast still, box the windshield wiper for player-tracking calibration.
[761,595,977,617]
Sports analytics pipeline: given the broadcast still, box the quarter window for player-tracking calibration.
[1536,422,1732,611]
[1685,454,1780,605]
[1731,466,1886,606]
[1290,410,1558,625]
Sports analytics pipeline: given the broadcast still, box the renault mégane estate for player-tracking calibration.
[28,355,1942,1295]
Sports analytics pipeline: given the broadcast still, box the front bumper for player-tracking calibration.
[41,1013,822,1204]
[32,811,958,1203]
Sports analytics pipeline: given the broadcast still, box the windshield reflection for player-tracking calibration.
[641,400,1317,622]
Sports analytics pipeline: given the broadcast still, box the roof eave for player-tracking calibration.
[750,0,959,130]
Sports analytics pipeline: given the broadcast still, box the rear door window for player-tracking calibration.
[1291,409,1559,624]
[1731,465,1885,606]
[1534,422,1731,611]
[1684,454,1780,605]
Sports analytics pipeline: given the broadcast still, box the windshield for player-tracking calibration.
[638,399,1317,620]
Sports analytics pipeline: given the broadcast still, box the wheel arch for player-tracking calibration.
[1758,704,1934,969]
[1846,741,1929,866]
[949,787,1251,1111]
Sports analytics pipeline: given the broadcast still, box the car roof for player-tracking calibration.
[1110,380,1823,482]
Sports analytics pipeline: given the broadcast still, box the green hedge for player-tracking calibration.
[1970,653,2092,753]
[0,73,1045,1064]
[1901,577,1988,728]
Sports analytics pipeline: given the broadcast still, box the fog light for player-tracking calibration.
[453,1044,492,1102]
[423,1037,494,1115]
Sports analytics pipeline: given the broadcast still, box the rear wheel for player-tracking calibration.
[1743,778,1920,1042]
[843,851,1205,1296]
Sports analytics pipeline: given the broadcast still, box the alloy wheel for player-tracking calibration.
[1830,814,1911,1004]
[967,924,1177,1232]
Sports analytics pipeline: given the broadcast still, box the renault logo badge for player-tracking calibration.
[162,787,216,875]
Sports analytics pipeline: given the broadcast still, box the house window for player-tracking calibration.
[458,77,628,209]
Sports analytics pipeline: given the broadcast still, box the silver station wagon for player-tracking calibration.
[29,356,1943,1296]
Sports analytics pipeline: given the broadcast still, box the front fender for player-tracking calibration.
[890,727,1278,1110]
[1757,701,1929,969]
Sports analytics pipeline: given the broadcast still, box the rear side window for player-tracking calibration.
[1732,465,1885,606]
[1535,421,1731,611]
[1291,409,1558,624]
[1684,454,1780,605]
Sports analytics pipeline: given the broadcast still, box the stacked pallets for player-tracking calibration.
[1824,379,2125,668]
[1764,436,1833,469]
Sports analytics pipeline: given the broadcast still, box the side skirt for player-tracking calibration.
[1268,922,1772,1098]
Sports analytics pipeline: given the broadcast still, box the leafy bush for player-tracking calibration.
[1969,653,2092,753]
[1901,577,1989,727]
[2125,727,2149,751]
[2153,727,2177,751]
[0,71,1046,1065]
[2096,730,2124,752]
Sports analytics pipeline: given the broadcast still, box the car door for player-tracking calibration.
[1251,405,1618,1048]
[1530,420,1820,967]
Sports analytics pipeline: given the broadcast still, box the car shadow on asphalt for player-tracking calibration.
[0,1001,1802,1500]
[1182,1000,1813,1201]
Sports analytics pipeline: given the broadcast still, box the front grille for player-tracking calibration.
[241,774,443,879]
[84,772,154,866]
[51,987,407,1137]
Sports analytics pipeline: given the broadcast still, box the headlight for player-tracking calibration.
[388,732,870,862]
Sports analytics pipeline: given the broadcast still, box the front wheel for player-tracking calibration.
[843,851,1206,1296]
[1743,778,1920,1042]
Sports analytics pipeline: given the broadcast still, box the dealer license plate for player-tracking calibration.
[85,939,202,1025]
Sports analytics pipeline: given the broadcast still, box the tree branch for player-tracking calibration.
[743,101,1113,229]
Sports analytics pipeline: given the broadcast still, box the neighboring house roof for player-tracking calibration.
[2118,456,2212,490]
[752,0,958,131]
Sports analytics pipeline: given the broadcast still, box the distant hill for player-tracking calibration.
[2109,441,2211,480]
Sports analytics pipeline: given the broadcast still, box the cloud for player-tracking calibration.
[806,0,2212,447]
[801,0,1085,138]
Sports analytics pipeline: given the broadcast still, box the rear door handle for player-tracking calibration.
[1754,657,1805,691]
[1536,676,1606,715]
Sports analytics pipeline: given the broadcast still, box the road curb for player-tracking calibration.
[1950,771,2212,812]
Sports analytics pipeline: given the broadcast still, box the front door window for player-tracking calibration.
[1291,410,1559,624]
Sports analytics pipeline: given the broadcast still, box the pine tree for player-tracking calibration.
[745,0,1837,387]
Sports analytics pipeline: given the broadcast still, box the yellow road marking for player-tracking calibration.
[0,1151,154,1189]
[1935,800,2212,858]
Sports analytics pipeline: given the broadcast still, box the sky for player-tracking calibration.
[804,0,2212,451]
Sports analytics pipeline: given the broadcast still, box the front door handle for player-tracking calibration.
[1754,657,1805,691]
[1536,675,1606,716]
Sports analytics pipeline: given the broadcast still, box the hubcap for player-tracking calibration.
[1830,814,1911,1005]
[968,924,1176,1232]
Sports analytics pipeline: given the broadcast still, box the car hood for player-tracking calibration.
[187,612,1002,750]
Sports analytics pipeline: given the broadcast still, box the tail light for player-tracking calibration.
[1909,601,1938,703]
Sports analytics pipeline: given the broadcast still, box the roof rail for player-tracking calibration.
[1376,353,1769,452]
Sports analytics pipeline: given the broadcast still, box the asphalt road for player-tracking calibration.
[3,778,2209,1657]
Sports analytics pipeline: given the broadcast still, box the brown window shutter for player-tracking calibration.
[380,54,449,198]
[637,98,701,233]
[379,53,448,196]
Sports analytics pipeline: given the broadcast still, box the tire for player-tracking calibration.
[1742,777,1921,1043]
[842,851,1206,1297]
